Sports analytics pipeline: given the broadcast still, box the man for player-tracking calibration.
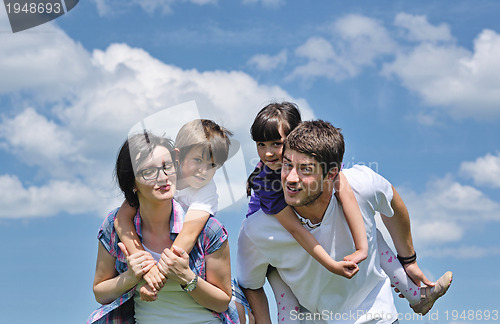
[237,120,434,323]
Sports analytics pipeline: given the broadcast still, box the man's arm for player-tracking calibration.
[381,186,433,287]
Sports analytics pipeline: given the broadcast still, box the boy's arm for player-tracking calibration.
[114,200,143,254]
[114,201,166,294]
[172,209,210,254]
[274,206,358,278]
[335,171,368,264]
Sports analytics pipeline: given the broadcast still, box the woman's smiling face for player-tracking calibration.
[135,146,177,204]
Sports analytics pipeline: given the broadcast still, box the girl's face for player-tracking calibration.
[135,146,176,204]
[180,146,219,189]
[256,127,286,171]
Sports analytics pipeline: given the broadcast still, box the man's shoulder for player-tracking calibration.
[240,209,283,239]
[342,164,377,178]
[342,165,393,201]
[342,165,389,187]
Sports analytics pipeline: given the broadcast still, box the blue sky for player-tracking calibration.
[1,1,499,323]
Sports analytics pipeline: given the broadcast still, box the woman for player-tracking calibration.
[87,132,238,323]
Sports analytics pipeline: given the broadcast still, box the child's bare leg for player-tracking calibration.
[267,267,299,324]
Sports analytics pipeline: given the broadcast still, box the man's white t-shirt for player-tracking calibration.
[174,179,218,215]
[237,165,398,323]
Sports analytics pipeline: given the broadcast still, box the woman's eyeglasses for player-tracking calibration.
[137,161,178,181]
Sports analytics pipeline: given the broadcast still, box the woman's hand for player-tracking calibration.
[118,242,155,282]
[158,245,196,286]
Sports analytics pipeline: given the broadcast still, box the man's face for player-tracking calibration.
[281,149,326,207]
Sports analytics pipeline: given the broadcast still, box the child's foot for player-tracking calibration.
[410,271,453,315]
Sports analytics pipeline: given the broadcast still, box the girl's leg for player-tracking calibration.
[377,229,453,315]
[267,267,300,323]
[377,229,421,304]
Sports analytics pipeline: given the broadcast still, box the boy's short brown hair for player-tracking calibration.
[175,119,233,166]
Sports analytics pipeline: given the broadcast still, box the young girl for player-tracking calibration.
[246,102,452,321]
[114,119,233,301]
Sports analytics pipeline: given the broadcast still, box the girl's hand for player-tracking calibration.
[118,242,155,282]
[158,245,195,285]
[330,260,359,279]
[343,250,368,264]
[143,265,166,291]
[139,283,158,301]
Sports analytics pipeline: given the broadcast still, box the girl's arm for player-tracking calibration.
[92,242,154,304]
[274,206,358,278]
[159,243,232,313]
[172,209,210,254]
[335,171,368,264]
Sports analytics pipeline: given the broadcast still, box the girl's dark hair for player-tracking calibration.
[115,131,176,208]
[250,101,302,142]
[247,102,302,196]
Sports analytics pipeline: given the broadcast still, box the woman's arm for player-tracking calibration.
[275,206,358,278]
[335,171,368,264]
[92,242,154,304]
[158,243,232,313]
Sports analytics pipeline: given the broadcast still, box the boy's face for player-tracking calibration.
[181,146,219,189]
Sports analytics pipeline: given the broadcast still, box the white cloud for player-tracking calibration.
[290,15,396,81]
[394,13,453,43]
[0,12,94,99]
[421,245,500,260]
[0,174,109,219]
[460,152,500,188]
[248,50,287,71]
[0,22,315,219]
[0,108,86,173]
[382,29,500,119]
[91,0,216,16]
[396,175,500,248]
[242,0,285,8]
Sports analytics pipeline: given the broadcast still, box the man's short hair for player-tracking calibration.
[283,120,344,177]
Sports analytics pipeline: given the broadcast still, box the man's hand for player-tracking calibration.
[404,262,434,288]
